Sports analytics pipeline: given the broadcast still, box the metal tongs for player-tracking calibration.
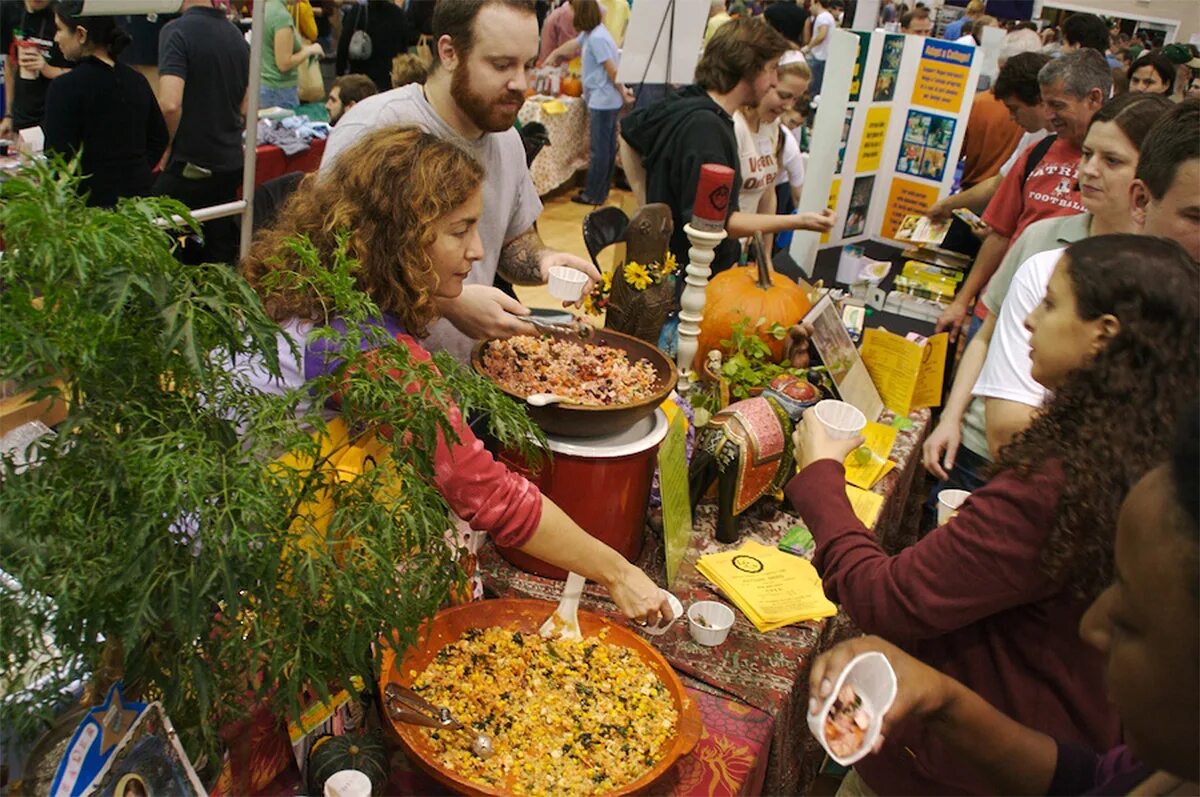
[384,682,495,758]
[509,312,595,339]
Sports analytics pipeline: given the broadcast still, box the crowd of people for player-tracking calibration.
[2,0,1199,794]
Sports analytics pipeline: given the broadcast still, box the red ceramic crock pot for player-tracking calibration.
[498,409,669,580]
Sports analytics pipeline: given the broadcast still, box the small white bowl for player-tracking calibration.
[806,651,898,766]
[811,399,867,440]
[547,266,588,301]
[687,601,735,646]
[640,590,683,636]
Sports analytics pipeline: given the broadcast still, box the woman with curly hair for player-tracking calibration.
[785,234,1198,795]
[238,125,672,627]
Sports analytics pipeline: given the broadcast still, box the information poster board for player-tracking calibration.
[789,30,981,275]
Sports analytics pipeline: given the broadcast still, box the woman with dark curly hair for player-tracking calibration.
[238,125,673,627]
[785,234,1198,795]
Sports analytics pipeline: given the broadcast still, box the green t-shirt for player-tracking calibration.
[261,0,300,89]
[960,212,1092,460]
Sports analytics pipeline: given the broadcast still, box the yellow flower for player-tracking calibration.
[660,251,677,278]
[624,261,653,290]
[600,270,613,292]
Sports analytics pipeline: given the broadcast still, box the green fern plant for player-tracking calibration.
[0,156,544,762]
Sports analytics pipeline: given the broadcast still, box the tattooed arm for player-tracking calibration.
[497,226,601,288]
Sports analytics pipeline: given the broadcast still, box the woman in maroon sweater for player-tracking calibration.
[785,235,1198,795]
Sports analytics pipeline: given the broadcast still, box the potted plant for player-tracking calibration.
[0,159,543,784]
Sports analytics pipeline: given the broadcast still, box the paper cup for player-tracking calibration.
[324,769,372,797]
[811,400,867,440]
[687,600,734,646]
[17,42,40,80]
[807,651,898,766]
[936,488,971,525]
[547,266,588,302]
[639,590,683,637]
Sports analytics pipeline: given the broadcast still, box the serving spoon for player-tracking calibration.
[525,392,577,407]
[384,682,494,759]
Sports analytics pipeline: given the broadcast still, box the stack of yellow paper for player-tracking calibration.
[696,540,838,632]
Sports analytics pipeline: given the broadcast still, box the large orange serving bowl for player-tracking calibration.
[379,599,702,796]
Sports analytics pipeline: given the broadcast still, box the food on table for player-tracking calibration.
[410,626,678,795]
[824,683,872,758]
[481,335,659,406]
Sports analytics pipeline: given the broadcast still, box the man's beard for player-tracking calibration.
[450,63,525,133]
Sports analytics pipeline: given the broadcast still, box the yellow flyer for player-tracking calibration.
[846,485,885,528]
[843,421,899,490]
[696,541,837,628]
[860,329,947,416]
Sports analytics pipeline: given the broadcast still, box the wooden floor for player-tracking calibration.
[514,185,633,311]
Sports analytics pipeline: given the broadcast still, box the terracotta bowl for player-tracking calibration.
[471,328,678,438]
[379,598,702,796]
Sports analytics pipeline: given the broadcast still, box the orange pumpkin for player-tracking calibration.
[561,76,583,97]
[696,255,812,370]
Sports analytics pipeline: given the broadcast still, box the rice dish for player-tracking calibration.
[409,626,678,795]
[824,683,871,758]
[481,336,659,406]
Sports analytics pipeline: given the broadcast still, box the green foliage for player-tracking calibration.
[0,157,544,761]
[718,316,809,401]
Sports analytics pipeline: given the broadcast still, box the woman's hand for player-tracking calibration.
[808,635,956,740]
[794,208,836,232]
[922,413,962,480]
[305,42,326,59]
[605,564,674,627]
[793,414,862,472]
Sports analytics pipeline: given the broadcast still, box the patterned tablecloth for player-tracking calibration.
[479,409,932,795]
[519,95,589,196]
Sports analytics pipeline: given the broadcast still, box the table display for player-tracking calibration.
[478,408,931,795]
[519,96,590,196]
[254,137,326,188]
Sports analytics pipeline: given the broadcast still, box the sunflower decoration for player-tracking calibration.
[583,255,677,316]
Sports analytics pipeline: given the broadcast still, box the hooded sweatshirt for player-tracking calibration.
[620,86,743,288]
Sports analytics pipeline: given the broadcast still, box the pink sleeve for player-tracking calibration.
[784,459,1062,640]
[392,335,543,549]
[432,404,543,549]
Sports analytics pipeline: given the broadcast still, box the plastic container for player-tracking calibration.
[811,400,867,440]
[547,266,588,301]
[835,244,865,285]
[936,488,971,525]
[639,590,683,637]
[807,651,898,766]
[687,601,734,646]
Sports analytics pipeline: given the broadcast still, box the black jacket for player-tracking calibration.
[620,85,742,282]
[336,1,412,93]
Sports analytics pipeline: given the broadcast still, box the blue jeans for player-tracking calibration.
[809,58,827,96]
[260,85,299,109]
[921,444,990,534]
[583,106,620,203]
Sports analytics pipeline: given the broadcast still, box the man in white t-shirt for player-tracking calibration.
[801,0,839,96]
[321,0,600,362]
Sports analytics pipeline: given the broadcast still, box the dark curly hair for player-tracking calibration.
[996,234,1199,600]
[241,126,484,337]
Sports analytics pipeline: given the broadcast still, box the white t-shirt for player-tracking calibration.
[733,111,783,215]
[998,128,1050,179]
[319,84,543,361]
[779,126,806,188]
[973,246,1064,410]
[811,11,835,61]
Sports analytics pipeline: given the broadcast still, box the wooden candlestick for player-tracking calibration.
[676,223,728,393]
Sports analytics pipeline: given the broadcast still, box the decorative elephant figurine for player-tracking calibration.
[689,373,825,543]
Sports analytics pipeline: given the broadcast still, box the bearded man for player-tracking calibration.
[320,0,599,361]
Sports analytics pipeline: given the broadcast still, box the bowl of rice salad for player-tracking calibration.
[379,598,703,796]
[472,329,677,438]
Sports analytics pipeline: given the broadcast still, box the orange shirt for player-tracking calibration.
[959,90,1023,188]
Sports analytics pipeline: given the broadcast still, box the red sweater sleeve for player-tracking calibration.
[394,335,543,548]
[980,147,1029,240]
[783,459,1063,641]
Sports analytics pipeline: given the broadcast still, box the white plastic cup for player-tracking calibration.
[324,769,372,797]
[687,600,735,646]
[547,266,588,302]
[639,590,683,637]
[936,488,971,525]
[807,651,898,766]
[811,400,867,440]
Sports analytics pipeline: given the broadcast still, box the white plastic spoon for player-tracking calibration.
[539,571,585,641]
[525,392,575,407]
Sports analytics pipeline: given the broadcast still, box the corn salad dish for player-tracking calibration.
[410,626,679,795]
[480,336,660,406]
